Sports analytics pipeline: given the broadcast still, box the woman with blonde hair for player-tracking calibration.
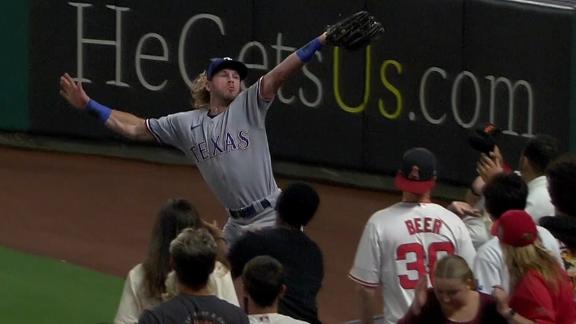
[491,209,576,324]
[399,255,506,323]
[113,198,238,324]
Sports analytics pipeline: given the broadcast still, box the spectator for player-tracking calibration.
[242,255,308,323]
[228,183,323,324]
[114,199,237,324]
[473,173,561,294]
[348,147,476,324]
[477,135,560,222]
[138,228,248,324]
[450,135,560,248]
[398,255,506,324]
[491,210,576,324]
[539,153,576,288]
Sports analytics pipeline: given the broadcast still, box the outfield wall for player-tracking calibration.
[2,0,576,185]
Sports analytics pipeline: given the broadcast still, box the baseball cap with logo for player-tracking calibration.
[394,147,437,194]
[206,57,248,80]
[491,209,537,247]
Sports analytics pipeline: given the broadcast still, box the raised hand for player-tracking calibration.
[59,73,90,110]
[491,285,511,315]
[447,201,482,218]
[476,146,504,183]
[201,219,225,242]
[410,275,428,316]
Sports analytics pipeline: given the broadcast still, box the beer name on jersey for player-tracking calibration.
[190,130,249,162]
[405,217,442,235]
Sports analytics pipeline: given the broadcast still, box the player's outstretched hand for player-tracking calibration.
[59,73,90,110]
[325,11,385,51]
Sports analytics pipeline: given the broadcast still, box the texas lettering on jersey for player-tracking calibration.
[190,130,249,163]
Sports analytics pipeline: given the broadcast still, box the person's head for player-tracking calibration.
[276,182,320,228]
[208,57,248,104]
[540,215,576,253]
[190,57,248,109]
[394,147,437,196]
[143,199,201,297]
[520,134,560,179]
[432,255,476,309]
[241,256,285,309]
[495,210,562,290]
[482,173,528,220]
[546,152,576,216]
[169,228,217,290]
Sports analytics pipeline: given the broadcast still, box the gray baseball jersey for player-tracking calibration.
[145,79,280,210]
[349,202,476,324]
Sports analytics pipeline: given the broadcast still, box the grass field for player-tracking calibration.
[0,246,123,324]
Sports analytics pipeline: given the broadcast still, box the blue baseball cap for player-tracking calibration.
[206,57,248,80]
[394,147,437,194]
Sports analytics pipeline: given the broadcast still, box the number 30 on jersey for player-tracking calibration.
[396,241,455,289]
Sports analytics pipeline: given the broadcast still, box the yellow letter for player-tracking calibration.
[333,46,372,113]
[378,60,403,119]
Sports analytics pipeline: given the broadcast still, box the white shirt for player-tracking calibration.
[473,226,562,294]
[525,176,555,222]
[114,262,238,324]
[249,313,309,324]
[462,213,493,250]
[349,202,476,324]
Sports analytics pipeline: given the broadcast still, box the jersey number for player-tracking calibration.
[396,242,455,289]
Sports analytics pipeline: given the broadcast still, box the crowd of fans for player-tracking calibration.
[112,134,576,324]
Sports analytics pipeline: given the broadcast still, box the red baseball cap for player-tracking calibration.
[491,209,537,247]
[394,147,437,194]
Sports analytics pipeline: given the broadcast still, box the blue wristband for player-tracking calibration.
[86,99,112,122]
[296,37,323,63]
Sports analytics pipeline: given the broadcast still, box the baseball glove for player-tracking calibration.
[326,11,385,51]
[468,123,500,154]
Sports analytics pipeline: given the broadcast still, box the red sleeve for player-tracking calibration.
[509,272,556,324]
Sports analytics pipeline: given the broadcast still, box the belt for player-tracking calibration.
[228,199,272,219]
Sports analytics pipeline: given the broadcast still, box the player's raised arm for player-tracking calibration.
[59,73,154,141]
[259,33,327,101]
[260,11,384,101]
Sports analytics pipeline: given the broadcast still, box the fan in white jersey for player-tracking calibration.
[349,147,476,324]
[59,30,334,245]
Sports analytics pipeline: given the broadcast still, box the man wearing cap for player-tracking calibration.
[348,147,476,324]
[59,31,331,244]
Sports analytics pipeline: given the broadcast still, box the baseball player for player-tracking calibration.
[58,12,384,245]
[349,147,476,324]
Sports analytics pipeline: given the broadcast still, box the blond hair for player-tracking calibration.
[190,71,210,109]
[503,240,562,292]
[434,255,476,289]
